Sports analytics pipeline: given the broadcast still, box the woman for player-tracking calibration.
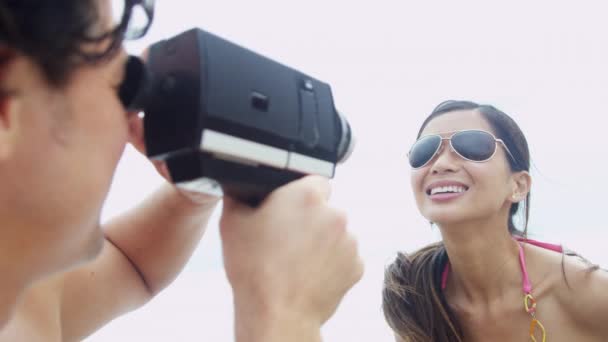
[382,100,608,341]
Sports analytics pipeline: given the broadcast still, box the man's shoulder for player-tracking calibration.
[0,276,63,341]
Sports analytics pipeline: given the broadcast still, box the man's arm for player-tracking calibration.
[58,183,218,341]
[233,300,323,342]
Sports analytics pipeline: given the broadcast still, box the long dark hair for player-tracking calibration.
[382,100,531,341]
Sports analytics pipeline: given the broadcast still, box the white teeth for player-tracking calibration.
[430,186,467,195]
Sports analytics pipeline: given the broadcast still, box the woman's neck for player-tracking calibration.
[439,216,523,306]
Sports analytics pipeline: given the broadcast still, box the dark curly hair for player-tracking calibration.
[0,1,124,86]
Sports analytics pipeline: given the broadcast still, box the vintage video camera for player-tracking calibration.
[119,28,354,205]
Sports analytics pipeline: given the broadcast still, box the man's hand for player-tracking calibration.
[127,108,222,205]
[126,48,220,206]
[220,176,364,342]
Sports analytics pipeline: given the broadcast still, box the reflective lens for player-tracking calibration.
[111,0,126,27]
[408,135,441,168]
[451,130,496,161]
[125,7,149,38]
[111,0,155,40]
[125,0,154,39]
[408,130,501,169]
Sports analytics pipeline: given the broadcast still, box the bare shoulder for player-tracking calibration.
[0,276,63,341]
[16,275,63,326]
[524,242,605,292]
[552,249,608,334]
[525,243,608,337]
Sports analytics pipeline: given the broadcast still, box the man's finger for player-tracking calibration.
[294,175,332,201]
[128,114,146,154]
[222,196,254,215]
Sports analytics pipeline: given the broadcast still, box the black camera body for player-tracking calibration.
[120,28,354,205]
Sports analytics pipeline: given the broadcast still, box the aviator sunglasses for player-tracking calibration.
[407,129,516,169]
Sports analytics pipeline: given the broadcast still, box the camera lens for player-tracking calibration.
[336,113,355,164]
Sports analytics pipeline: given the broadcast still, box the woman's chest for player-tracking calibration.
[460,299,600,342]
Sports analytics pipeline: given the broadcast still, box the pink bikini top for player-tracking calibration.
[440,237,563,292]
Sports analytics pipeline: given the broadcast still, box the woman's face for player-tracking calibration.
[410,110,517,227]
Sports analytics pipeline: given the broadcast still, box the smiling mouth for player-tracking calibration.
[426,185,469,196]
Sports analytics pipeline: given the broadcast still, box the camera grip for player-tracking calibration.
[163,151,303,207]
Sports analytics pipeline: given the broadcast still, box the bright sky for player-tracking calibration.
[88,1,608,340]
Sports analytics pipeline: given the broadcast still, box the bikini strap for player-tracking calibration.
[515,237,563,253]
[441,262,450,290]
[517,242,532,294]
[440,241,536,293]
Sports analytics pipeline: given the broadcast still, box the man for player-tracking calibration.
[0,1,363,341]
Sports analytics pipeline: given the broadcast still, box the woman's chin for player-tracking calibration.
[424,211,469,228]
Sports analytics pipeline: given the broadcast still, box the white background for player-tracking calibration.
[89,1,608,340]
